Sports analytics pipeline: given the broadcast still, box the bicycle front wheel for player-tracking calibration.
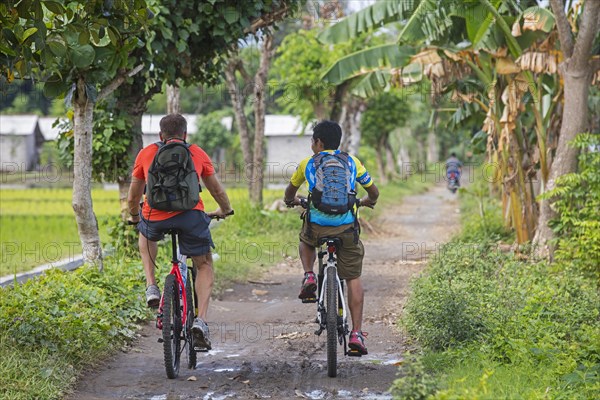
[162,274,182,379]
[186,271,197,369]
[326,266,338,377]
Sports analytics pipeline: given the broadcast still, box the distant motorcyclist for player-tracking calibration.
[445,153,463,191]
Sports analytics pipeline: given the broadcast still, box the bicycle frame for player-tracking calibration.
[156,232,189,330]
[315,240,350,351]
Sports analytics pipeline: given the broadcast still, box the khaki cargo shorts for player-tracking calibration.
[299,221,364,280]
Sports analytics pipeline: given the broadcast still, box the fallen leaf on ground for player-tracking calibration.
[252,289,269,296]
[187,376,197,381]
[295,390,307,398]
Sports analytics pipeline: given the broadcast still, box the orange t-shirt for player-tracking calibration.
[132,140,215,221]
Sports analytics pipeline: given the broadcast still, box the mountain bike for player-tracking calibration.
[297,198,362,378]
[155,228,196,379]
[131,210,233,379]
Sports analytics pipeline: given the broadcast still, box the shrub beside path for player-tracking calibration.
[69,182,460,400]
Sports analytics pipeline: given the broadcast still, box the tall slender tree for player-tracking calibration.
[534,0,600,258]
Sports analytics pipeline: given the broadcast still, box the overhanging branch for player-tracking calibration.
[98,64,144,102]
[549,0,574,58]
[246,5,293,35]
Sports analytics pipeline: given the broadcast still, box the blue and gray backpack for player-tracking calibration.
[310,152,356,215]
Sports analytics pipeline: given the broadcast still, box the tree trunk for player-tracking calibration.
[73,77,103,270]
[375,140,387,185]
[384,139,397,180]
[397,142,411,177]
[118,113,144,220]
[166,84,180,114]
[534,71,592,256]
[329,81,349,122]
[225,59,253,193]
[250,34,273,205]
[340,98,363,155]
[115,70,156,220]
[348,109,362,156]
[534,0,599,258]
[426,131,439,164]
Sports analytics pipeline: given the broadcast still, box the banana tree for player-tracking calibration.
[318,0,565,244]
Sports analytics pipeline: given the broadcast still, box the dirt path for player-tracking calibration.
[70,183,460,400]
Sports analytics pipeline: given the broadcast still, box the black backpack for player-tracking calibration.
[146,141,200,211]
[310,152,356,215]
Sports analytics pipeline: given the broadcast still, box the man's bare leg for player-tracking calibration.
[299,241,316,273]
[346,277,364,332]
[139,234,158,286]
[191,253,213,320]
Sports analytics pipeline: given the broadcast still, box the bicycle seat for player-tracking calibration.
[318,237,342,247]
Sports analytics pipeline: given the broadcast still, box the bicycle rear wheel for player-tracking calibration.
[326,266,338,377]
[185,271,197,369]
[162,274,182,379]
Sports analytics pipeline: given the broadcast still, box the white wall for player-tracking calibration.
[0,135,30,171]
[266,135,312,181]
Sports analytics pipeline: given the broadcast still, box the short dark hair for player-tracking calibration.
[451,152,457,157]
[312,120,342,150]
[160,114,187,140]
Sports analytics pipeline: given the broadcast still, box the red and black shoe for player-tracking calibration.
[298,272,317,300]
[348,330,368,355]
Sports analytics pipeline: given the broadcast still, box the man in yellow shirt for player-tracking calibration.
[284,120,379,355]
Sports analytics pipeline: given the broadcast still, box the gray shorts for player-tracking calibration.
[137,210,214,256]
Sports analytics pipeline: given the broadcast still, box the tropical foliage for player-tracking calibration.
[319,0,600,248]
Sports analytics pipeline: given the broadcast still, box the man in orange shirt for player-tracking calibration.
[127,114,233,350]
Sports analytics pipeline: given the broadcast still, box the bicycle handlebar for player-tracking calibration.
[209,209,235,220]
[126,209,235,227]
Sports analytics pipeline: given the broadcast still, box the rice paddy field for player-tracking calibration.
[0,188,292,277]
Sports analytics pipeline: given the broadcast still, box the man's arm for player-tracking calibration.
[127,176,145,222]
[202,174,233,217]
[284,182,301,206]
[359,183,379,209]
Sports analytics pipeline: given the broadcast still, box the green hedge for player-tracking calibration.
[0,261,150,400]
[393,174,600,399]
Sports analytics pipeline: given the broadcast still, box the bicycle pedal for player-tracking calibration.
[302,298,317,303]
[347,349,363,357]
[194,347,209,352]
[157,338,164,343]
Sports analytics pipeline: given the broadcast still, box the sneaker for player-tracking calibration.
[348,330,368,355]
[191,318,212,350]
[146,284,160,308]
[298,272,317,300]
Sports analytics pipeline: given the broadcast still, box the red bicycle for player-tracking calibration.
[150,211,233,379]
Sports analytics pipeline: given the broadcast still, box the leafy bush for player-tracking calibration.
[540,133,600,279]
[0,260,151,400]
[391,356,438,400]
[396,163,600,399]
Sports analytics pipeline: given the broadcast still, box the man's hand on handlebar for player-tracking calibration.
[207,208,235,220]
[127,213,141,225]
[358,197,377,209]
[285,196,307,208]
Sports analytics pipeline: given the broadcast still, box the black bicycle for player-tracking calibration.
[296,198,362,377]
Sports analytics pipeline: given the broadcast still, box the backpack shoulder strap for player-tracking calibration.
[312,152,325,168]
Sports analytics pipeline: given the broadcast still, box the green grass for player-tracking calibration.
[393,176,600,400]
[0,188,287,276]
[0,261,151,400]
[0,189,120,274]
